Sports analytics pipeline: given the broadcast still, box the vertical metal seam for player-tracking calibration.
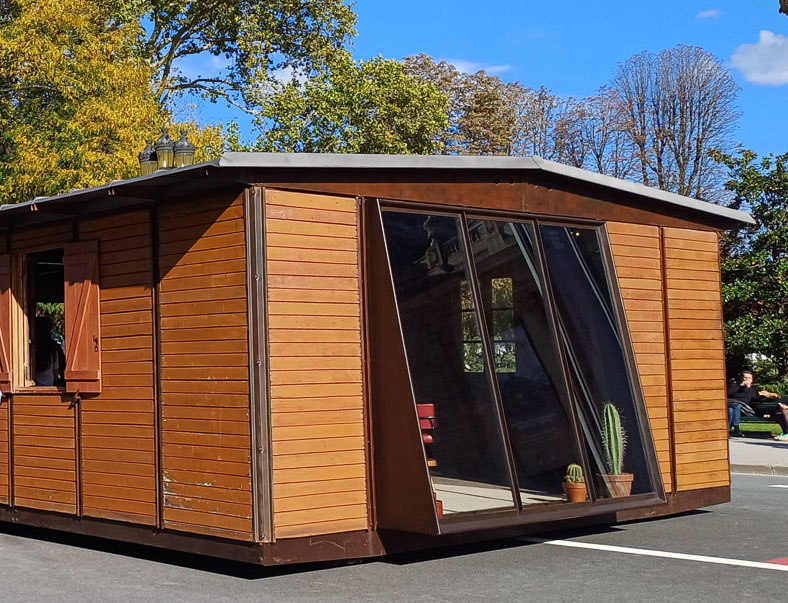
[245,188,260,542]
[459,213,522,512]
[245,186,273,542]
[357,196,375,530]
[660,228,678,494]
[259,188,274,542]
[151,205,164,529]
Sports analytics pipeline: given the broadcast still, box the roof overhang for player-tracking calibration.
[0,153,754,228]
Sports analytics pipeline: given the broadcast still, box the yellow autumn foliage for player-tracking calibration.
[0,0,222,204]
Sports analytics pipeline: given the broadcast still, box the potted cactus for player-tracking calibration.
[563,463,587,503]
[598,402,634,497]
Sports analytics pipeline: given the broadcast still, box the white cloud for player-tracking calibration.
[731,31,788,86]
[697,9,722,19]
[443,58,513,75]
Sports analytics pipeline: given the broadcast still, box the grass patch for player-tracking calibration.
[741,417,782,436]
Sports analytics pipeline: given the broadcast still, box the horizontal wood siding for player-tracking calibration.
[607,222,672,491]
[10,223,76,513]
[0,400,7,504]
[13,395,76,513]
[663,228,729,491]
[159,194,254,541]
[78,211,156,524]
[265,189,368,539]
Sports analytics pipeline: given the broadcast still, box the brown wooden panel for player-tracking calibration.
[664,228,729,487]
[265,190,368,539]
[158,194,253,541]
[13,395,76,514]
[608,222,672,491]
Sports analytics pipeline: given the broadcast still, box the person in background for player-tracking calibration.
[34,316,65,386]
[727,371,778,437]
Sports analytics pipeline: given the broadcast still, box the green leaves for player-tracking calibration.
[0,0,163,203]
[718,149,788,377]
[258,53,450,154]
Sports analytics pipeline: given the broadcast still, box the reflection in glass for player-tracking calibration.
[540,225,656,497]
[382,211,515,515]
[468,219,585,506]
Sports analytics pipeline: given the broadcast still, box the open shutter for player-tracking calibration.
[0,254,13,392]
[64,241,101,393]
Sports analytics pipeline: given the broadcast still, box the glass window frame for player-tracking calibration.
[12,248,68,392]
[377,199,666,528]
[536,219,666,503]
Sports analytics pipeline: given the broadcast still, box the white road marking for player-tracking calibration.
[768,485,788,488]
[520,537,788,572]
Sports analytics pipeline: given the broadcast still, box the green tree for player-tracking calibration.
[713,149,788,378]
[137,0,356,113]
[258,54,449,154]
[0,0,162,204]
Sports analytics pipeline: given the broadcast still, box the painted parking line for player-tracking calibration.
[520,537,788,572]
[768,485,788,488]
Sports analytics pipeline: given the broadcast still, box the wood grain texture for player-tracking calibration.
[607,222,672,491]
[13,395,76,514]
[78,210,156,525]
[0,403,8,504]
[265,189,368,539]
[663,227,729,492]
[158,193,254,541]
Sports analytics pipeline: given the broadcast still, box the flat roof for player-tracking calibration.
[0,153,754,226]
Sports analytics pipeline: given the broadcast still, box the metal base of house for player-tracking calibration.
[0,487,730,567]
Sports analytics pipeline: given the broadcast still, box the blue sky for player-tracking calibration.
[187,1,788,157]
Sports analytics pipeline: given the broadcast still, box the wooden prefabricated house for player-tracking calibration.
[0,154,752,565]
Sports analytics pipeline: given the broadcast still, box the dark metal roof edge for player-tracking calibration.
[0,153,753,226]
[0,160,221,214]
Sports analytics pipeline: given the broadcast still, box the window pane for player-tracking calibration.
[540,225,657,497]
[468,219,586,506]
[28,249,66,387]
[382,211,515,516]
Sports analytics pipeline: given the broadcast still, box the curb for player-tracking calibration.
[730,464,788,476]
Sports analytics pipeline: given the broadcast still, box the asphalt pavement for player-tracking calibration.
[0,472,786,602]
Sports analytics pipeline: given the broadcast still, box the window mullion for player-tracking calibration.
[459,213,523,512]
[531,218,599,501]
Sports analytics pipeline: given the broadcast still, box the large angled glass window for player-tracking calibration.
[467,219,586,506]
[382,211,516,516]
[539,225,657,498]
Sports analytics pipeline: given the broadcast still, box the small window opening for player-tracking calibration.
[27,249,66,387]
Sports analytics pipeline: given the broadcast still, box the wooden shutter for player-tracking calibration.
[0,254,13,392]
[64,241,101,393]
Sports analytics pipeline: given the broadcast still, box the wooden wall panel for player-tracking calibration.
[0,401,9,505]
[12,395,76,513]
[10,222,76,513]
[663,227,729,491]
[159,194,254,541]
[265,189,368,539]
[78,211,156,525]
[607,222,672,491]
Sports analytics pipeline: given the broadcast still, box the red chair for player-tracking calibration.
[417,403,443,517]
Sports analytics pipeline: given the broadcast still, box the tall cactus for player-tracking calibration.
[602,402,627,475]
[565,463,585,483]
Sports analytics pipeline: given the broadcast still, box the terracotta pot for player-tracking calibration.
[597,473,634,498]
[563,480,587,503]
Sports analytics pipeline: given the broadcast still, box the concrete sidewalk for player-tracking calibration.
[729,436,788,475]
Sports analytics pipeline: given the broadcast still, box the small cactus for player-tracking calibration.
[602,402,627,475]
[565,463,585,483]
